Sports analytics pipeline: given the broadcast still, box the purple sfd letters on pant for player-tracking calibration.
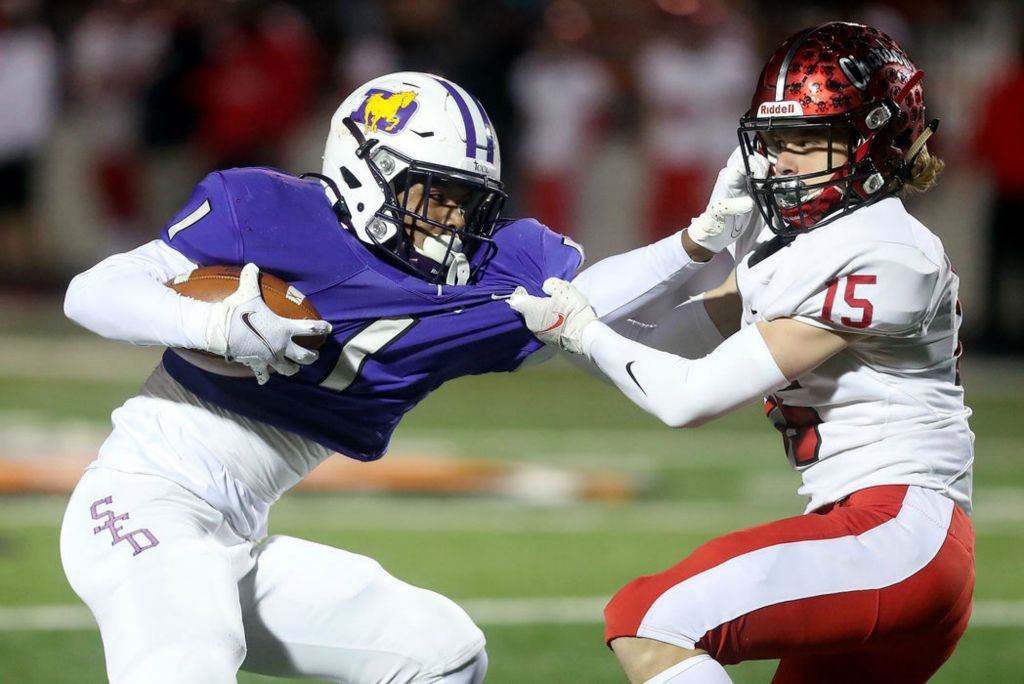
[90,496,159,556]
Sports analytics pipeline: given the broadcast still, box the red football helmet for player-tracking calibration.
[738,22,937,235]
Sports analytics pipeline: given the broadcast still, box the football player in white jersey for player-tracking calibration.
[510,22,974,684]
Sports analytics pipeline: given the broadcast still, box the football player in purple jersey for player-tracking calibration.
[59,72,594,684]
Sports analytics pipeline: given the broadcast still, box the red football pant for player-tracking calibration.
[605,485,974,683]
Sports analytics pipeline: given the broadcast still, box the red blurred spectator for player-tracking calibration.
[194,2,317,169]
[0,0,57,280]
[633,3,755,241]
[971,27,1024,353]
[70,0,168,253]
[510,0,612,237]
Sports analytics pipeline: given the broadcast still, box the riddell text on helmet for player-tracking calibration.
[757,101,804,118]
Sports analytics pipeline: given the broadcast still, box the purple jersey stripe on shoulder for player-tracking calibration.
[434,77,476,160]
[469,93,495,163]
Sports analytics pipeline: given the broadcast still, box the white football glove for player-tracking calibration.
[687,147,770,254]
[508,277,597,355]
[204,263,332,385]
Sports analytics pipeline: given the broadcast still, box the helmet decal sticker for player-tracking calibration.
[838,56,872,90]
[757,101,804,117]
[352,89,420,134]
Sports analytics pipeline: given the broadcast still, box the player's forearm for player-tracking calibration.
[64,240,210,349]
[572,231,719,323]
[580,321,786,428]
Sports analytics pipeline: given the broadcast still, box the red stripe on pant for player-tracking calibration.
[604,485,974,683]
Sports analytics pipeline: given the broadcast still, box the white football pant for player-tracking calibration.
[60,466,486,684]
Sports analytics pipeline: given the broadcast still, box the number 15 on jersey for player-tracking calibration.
[821,275,876,329]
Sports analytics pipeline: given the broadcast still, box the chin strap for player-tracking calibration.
[446,252,470,285]
[418,233,470,285]
[892,118,939,187]
[904,118,939,164]
[342,116,379,159]
[299,172,352,224]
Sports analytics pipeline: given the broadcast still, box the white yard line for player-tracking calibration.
[3,490,1024,531]
[0,335,164,382]
[1,598,1022,631]
[0,605,96,631]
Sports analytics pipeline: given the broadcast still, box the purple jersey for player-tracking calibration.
[160,168,582,460]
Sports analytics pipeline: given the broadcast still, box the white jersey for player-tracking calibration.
[735,198,974,514]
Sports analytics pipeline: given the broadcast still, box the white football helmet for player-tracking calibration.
[320,71,506,284]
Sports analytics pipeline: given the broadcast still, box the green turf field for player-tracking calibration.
[1,324,1021,682]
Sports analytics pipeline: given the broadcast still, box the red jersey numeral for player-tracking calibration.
[765,394,823,467]
[822,275,876,329]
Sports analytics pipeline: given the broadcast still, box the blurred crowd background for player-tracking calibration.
[1,0,1022,354]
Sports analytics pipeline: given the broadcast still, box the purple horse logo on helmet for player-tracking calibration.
[352,88,419,135]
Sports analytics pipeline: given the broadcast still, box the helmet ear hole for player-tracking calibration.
[339,167,362,189]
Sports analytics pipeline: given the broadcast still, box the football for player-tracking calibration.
[166,265,328,376]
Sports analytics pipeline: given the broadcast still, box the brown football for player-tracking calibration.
[166,265,329,376]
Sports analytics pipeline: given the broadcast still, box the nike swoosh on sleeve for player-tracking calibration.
[625,361,647,396]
